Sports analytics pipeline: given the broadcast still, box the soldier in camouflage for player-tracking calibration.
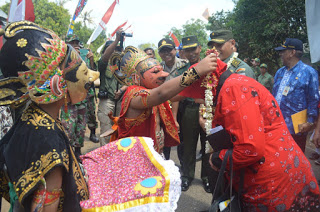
[158,38,189,163]
[207,29,255,80]
[60,34,99,160]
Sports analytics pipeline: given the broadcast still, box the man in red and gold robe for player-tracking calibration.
[108,46,218,154]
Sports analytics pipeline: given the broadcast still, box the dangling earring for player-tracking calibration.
[64,91,70,121]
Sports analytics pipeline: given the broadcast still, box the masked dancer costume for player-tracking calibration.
[0,21,99,211]
[109,46,180,153]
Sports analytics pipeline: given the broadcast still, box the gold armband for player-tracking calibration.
[180,67,201,87]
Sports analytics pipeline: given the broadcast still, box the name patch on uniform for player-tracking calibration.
[231,59,241,68]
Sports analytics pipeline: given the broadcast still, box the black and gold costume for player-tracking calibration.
[0,103,88,211]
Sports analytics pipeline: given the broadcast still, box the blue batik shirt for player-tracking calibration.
[272,60,319,134]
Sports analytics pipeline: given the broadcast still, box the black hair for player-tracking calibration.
[144,48,155,54]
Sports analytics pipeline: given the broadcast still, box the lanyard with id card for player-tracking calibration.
[282,86,290,96]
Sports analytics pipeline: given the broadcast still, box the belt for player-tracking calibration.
[183,99,200,107]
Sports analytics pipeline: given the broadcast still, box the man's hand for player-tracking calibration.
[114,89,123,100]
[174,118,180,133]
[298,122,314,133]
[209,154,219,172]
[86,49,94,60]
[115,28,124,41]
[195,53,217,77]
[312,130,320,148]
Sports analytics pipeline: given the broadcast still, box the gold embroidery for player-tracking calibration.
[124,109,151,129]
[180,67,200,87]
[21,104,56,130]
[70,146,89,201]
[16,38,27,48]
[14,149,69,203]
[158,104,179,143]
[0,171,10,202]
[122,87,152,129]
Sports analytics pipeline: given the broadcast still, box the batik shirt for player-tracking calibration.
[272,60,319,134]
[214,74,320,211]
[0,106,13,139]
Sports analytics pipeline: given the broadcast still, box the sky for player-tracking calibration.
[1,0,235,47]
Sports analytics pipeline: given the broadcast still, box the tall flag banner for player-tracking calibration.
[110,20,127,37]
[67,0,88,35]
[0,9,7,50]
[124,24,132,32]
[306,0,320,63]
[168,32,180,47]
[0,25,3,50]
[202,7,209,21]
[87,0,119,44]
[8,0,35,23]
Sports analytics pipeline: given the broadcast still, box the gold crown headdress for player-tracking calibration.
[109,46,159,86]
[0,21,68,106]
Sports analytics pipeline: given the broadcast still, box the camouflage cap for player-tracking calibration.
[260,63,268,68]
[65,34,80,43]
[207,29,233,46]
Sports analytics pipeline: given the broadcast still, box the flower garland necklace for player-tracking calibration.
[201,50,238,134]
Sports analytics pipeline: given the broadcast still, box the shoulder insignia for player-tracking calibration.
[236,68,245,73]
[177,63,188,70]
[177,59,189,70]
[231,59,241,68]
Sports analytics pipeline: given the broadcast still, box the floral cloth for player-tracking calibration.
[0,106,13,139]
[80,137,181,211]
[214,74,320,211]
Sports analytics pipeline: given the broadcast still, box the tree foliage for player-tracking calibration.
[206,0,308,74]
[165,19,209,58]
[0,0,107,60]
[33,0,70,37]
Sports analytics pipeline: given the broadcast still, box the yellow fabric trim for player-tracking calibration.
[182,43,197,49]
[212,38,226,43]
[159,44,173,49]
[82,137,170,212]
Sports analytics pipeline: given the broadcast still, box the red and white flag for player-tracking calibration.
[123,24,132,32]
[202,7,209,21]
[110,20,127,37]
[8,0,35,23]
[168,32,180,47]
[87,0,119,44]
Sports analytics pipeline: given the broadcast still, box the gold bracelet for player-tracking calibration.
[180,67,201,87]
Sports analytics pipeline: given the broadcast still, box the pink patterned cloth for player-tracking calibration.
[80,137,181,211]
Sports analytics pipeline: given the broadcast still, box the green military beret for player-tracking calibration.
[181,35,199,49]
[207,29,233,46]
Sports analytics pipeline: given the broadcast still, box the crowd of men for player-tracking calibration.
[1,23,320,211]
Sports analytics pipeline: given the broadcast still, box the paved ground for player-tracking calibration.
[2,129,320,211]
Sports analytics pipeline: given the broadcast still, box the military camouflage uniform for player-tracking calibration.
[258,72,274,92]
[60,104,86,147]
[252,66,261,79]
[161,57,188,81]
[160,57,189,161]
[60,35,98,148]
[224,52,256,80]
